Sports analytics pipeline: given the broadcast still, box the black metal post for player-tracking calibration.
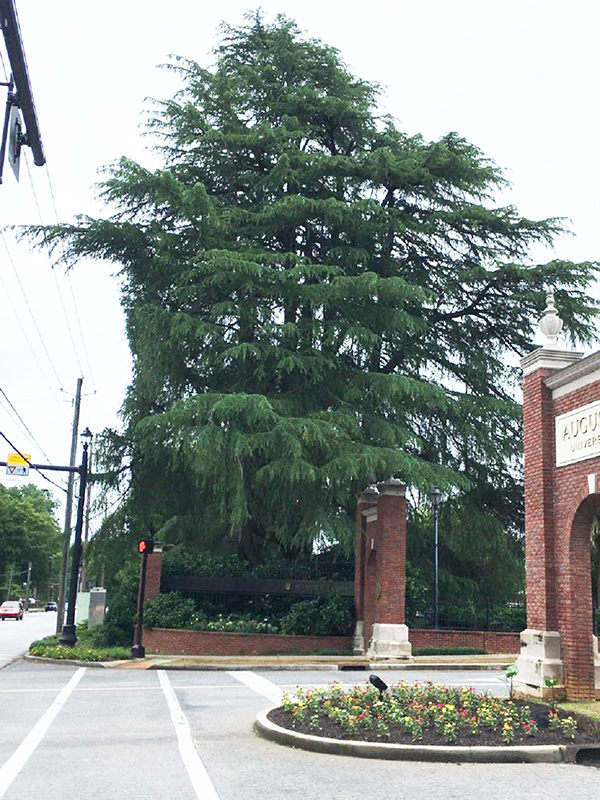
[429,487,443,630]
[59,438,90,647]
[433,501,439,629]
[131,549,149,658]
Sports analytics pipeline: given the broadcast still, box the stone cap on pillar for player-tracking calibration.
[521,348,584,378]
[358,484,379,505]
[377,477,406,496]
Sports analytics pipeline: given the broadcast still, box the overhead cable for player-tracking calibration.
[0,385,54,464]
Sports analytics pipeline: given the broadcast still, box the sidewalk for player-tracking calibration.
[105,652,517,671]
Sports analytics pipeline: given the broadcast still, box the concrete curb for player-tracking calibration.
[22,654,516,671]
[254,708,577,763]
[24,655,111,668]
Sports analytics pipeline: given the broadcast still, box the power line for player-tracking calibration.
[0,227,66,388]
[0,385,54,464]
[21,149,87,380]
[43,160,99,396]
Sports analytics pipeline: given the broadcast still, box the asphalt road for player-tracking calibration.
[1,660,600,800]
[0,610,57,668]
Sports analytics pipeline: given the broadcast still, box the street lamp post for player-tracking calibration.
[59,427,92,647]
[429,487,444,630]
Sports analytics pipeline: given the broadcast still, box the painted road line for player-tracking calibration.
[0,667,86,799]
[227,671,285,705]
[157,670,220,800]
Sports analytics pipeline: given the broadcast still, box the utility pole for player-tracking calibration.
[56,377,82,634]
[24,561,32,609]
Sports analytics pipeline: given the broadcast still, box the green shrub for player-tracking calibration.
[204,613,278,634]
[29,642,131,661]
[100,562,139,647]
[279,595,354,637]
[162,550,251,578]
[144,592,199,629]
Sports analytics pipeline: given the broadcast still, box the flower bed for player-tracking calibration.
[270,680,600,747]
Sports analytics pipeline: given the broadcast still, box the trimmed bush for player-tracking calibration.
[279,595,354,637]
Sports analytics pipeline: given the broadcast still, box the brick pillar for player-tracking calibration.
[365,478,412,661]
[375,483,407,624]
[515,347,584,699]
[522,366,558,631]
[144,551,163,601]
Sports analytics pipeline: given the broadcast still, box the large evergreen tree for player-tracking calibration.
[31,13,599,561]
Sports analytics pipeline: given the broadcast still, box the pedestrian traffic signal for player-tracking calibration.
[138,539,154,555]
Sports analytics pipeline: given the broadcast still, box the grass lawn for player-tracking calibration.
[559,701,600,721]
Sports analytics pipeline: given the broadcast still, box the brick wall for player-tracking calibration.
[411,629,520,653]
[142,628,353,656]
[141,627,519,656]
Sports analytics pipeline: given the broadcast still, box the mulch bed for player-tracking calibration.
[268,702,600,747]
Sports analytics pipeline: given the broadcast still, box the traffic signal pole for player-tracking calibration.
[131,540,153,659]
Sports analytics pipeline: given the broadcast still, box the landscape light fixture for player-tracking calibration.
[0,0,45,183]
[369,674,388,700]
[59,427,92,646]
[429,487,445,629]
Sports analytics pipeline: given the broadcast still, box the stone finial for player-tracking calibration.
[539,289,564,349]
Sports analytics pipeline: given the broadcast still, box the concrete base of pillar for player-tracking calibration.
[512,629,564,699]
[367,623,413,660]
[353,621,365,656]
[593,636,600,695]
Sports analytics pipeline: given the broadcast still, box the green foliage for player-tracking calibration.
[279,595,354,636]
[406,494,525,629]
[162,550,251,578]
[144,592,200,629]
[99,561,139,647]
[25,11,600,563]
[28,642,131,662]
[0,484,61,597]
[203,613,278,634]
[29,624,130,661]
[143,589,352,636]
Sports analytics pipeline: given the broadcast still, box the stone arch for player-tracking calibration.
[560,492,600,699]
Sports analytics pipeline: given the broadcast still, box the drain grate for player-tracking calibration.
[575,747,600,766]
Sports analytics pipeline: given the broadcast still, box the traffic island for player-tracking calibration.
[254,708,599,763]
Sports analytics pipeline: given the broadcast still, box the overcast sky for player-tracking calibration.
[0,0,598,522]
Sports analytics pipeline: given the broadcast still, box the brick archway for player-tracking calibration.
[559,492,599,699]
[515,301,600,700]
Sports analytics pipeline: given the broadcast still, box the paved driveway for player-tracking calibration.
[1,660,598,800]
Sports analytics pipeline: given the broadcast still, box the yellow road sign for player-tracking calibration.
[7,452,31,465]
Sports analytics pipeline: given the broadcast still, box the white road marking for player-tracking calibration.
[157,670,220,800]
[227,670,285,705]
[0,667,86,799]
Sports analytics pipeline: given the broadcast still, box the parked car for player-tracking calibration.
[0,601,24,621]
[45,601,57,612]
